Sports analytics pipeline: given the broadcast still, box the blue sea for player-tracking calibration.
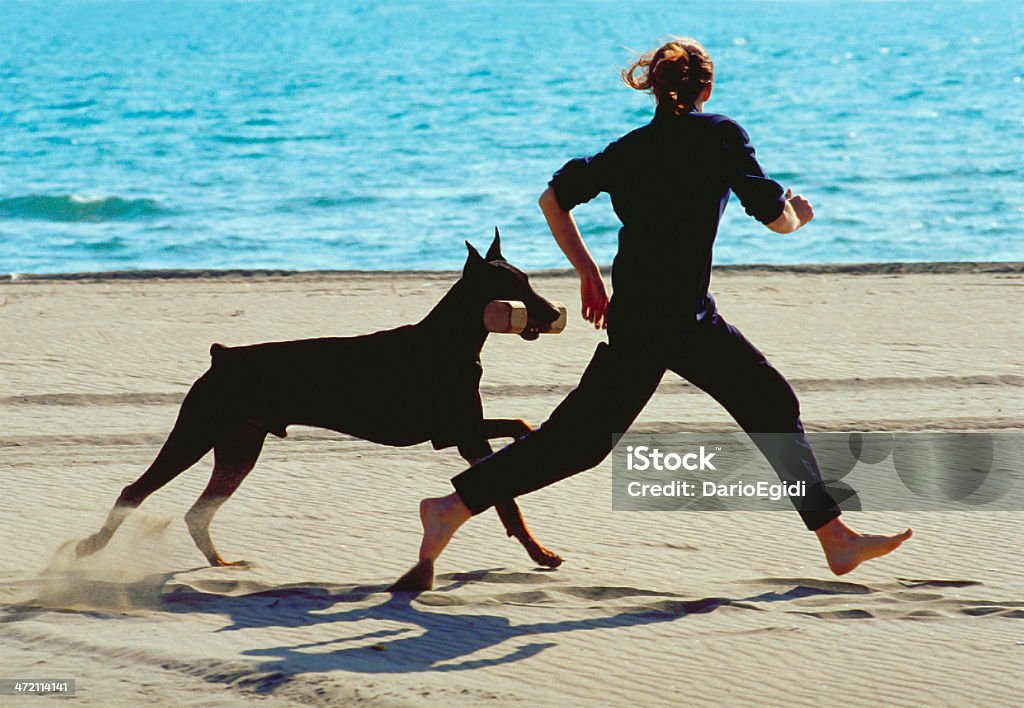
[2,0,1022,274]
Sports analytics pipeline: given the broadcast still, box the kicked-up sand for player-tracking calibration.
[1,264,1022,706]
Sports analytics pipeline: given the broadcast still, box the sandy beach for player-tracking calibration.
[1,265,1022,706]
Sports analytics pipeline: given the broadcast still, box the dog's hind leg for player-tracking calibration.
[185,422,266,567]
[76,371,225,559]
[75,420,218,558]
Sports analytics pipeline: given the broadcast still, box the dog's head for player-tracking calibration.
[463,228,561,341]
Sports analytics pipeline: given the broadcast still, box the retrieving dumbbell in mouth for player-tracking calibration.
[484,300,567,335]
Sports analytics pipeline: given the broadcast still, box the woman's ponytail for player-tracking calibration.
[622,38,714,114]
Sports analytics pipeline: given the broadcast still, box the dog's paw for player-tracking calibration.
[210,558,254,569]
[388,559,434,593]
[74,534,105,558]
[528,545,564,569]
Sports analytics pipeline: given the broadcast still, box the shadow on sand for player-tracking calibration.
[154,568,866,677]
[3,566,953,692]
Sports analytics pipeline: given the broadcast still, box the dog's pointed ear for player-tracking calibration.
[464,240,485,274]
[485,227,503,261]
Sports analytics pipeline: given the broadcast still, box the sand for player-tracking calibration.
[2,264,1022,706]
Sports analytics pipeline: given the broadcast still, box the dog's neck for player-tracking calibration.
[419,277,489,356]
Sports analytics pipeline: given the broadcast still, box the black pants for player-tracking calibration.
[453,311,841,531]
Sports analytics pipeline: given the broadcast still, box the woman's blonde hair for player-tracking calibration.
[622,38,714,114]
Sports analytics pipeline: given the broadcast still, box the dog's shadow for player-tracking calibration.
[153,568,861,678]
[1,567,875,681]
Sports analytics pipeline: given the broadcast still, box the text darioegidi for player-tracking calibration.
[626,480,807,501]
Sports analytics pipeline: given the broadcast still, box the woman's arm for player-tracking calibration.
[718,119,814,234]
[539,186,608,329]
[766,188,815,234]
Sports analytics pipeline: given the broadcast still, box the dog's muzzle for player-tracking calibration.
[519,324,542,341]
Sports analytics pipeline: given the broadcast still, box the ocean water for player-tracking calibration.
[1,0,1022,274]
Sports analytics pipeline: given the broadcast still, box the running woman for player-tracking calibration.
[394,38,911,591]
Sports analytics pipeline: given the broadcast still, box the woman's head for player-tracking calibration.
[622,38,714,114]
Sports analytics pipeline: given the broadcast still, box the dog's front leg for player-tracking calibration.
[481,418,532,441]
[493,499,563,568]
[459,433,564,570]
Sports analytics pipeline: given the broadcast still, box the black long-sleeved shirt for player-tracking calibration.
[549,104,786,346]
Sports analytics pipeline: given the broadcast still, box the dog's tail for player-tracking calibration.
[209,343,254,376]
[210,342,228,367]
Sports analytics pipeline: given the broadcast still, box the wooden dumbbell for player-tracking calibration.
[484,300,567,334]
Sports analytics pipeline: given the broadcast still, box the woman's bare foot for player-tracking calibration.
[418,494,472,562]
[389,494,472,592]
[815,516,913,575]
[389,559,434,592]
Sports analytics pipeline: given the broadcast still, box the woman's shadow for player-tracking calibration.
[3,565,864,683]
[156,568,849,679]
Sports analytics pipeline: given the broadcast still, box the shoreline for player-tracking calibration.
[4,260,1023,282]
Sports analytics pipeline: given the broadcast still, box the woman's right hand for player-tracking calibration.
[580,268,609,329]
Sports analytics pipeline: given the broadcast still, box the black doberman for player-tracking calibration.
[75,230,564,569]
